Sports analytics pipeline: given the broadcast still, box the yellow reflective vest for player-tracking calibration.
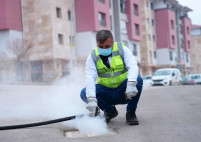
[91,42,128,88]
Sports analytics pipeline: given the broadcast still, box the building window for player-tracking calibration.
[167,4,170,8]
[175,57,177,62]
[147,18,149,24]
[169,51,173,61]
[150,51,152,58]
[56,7,62,18]
[146,1,149,7]
[148,34,151,40]
[180,24,183,34]
[120,0,126,14]
[181,39,183,48]
[150,2,154,10]
[135,24,140,36]
[152,19,155,26]
[172,35,175,45]
[98,12,106,27]
[154,51,157,59]
[187,26,190,35]
[68,10,71,21]
[153,35,156,42]
[134,4,139,16]
[171,20,174,29]
[186,54,189,62]
[121,20,127,34]
[98,0,105,4]
[109,0,112,8]
[133,44,137,56]
[58,34,63,45]
[182,53,184,60]
[188,40,190,49]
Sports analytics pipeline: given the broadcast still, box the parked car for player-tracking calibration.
[191,74,201,84]
[142,75,153,87]
[182,74,201,85]
[152,68,182,86]
[182,75,194,85]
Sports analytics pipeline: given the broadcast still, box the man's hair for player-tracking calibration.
[96,30,113,44]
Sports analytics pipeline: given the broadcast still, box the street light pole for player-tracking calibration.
[69,0,73,74]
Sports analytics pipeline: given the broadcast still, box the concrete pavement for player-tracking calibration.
[0,85,201,142]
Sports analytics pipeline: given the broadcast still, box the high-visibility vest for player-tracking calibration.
[91,42,128,88]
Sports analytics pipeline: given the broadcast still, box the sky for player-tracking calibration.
[177,0,201,25]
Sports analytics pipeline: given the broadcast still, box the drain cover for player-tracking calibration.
[64,128,116,138]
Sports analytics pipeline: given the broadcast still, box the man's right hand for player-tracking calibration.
[86,97,98,117]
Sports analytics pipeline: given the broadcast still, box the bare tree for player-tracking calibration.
[0,51,6,69]
[7,38,32,62]
[6,39,33,82]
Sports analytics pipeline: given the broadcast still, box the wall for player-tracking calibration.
[22,0,53,61]
[182,17,191,52]
[191,34,201,73]
[75,0,110,32]
[155,9,177,49]
[156,48,177,65]
[0,0,22,31]
[76,31,97,58]
[126,0,142,41]
[191,27,201,36]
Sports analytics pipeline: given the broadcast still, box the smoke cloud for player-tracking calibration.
[0,71,109,135]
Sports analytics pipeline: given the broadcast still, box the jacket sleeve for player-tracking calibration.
[85,54,97,98]
[123,45,139,82]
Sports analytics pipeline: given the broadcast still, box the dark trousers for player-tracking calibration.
[80,75,143,112]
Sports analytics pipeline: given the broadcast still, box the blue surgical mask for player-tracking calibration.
[98,47,112,56]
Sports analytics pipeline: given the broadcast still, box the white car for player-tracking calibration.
[152,68,182,86]
[142,75,153,87]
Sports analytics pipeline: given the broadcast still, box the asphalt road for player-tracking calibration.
[0,85,201,142]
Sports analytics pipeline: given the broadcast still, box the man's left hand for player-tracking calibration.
[125,81,138,99]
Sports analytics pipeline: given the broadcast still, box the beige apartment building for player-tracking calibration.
[191,25,201,74]
[22,0,76,82]
[140,0,157,76]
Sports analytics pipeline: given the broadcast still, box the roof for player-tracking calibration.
[191,25,201,29]
[150,0,192,12]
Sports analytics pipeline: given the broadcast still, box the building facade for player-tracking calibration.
[0,0,194,83]
[74,0,143,71]
[191,25,201,74]
[151,0,192,75]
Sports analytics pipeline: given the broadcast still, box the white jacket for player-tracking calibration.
[85,45,139,98]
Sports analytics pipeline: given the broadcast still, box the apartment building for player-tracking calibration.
[150,0,192,75]
[191,25,201,73]
[74,0,142,68]
[0,0,76,83]
[140,0,157,76]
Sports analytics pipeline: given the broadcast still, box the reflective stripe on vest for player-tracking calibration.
[91,42,128,88]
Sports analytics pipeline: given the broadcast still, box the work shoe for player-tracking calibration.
[104,106,118,123]
[126,111,139,125]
